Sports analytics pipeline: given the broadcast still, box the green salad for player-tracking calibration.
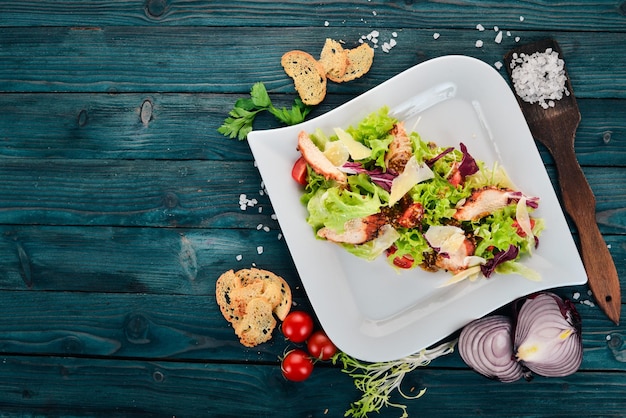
[295,107,543,285]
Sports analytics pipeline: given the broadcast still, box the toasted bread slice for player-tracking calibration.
[235,268,292,320]
[320,39,349,82]
[334,43,374,83]
[281,50,327,105]
[215,270,243,324]
[234,297,277,347]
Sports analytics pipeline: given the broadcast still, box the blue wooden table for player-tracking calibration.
[1,1,625,416]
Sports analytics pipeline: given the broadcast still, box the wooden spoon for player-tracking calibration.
[504,39,621,325]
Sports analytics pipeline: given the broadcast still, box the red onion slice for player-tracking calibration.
[514,292,583,377]
[459,315,525,383]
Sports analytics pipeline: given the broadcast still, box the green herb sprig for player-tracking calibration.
[218,82,312,140]
[332,340,457,418]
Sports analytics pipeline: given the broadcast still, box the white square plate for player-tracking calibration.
[248,55,587,362]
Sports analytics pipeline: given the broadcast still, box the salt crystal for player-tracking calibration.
[476,24,485,31]
[277,233,283,240]
[475,40,484,48]
[509,49,569,109]
[257,246,264,255]
[493,25,499,31]
[263,226,270,232]
[392,32,398,37]
[507,31,511,36]
[433,32,440,40]
[236,254,243,261]
[256,224,263,230]
[494,31,503,44]
[494,61,503,70]
[515,36,521,42]
[324,21,329,27]
[520,16,525,22]
[270,214,277,220]
[389,38,397,47]
[573,292,580,300]
[372,10,377,16]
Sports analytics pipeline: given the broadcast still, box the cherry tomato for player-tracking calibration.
[281,349,314,382]
[386,246,414,269]
[291,156,308,186]
[512,219,536,237]
[307,330,337,361]
[281,311,314,343]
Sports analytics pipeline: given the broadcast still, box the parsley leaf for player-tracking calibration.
[218,82,312,140]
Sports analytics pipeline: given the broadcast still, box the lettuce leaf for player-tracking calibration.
[306,185,383,232]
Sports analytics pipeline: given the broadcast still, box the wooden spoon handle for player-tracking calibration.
[552,138,621,324]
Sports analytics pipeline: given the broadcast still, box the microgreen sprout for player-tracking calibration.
[332,339,457,417]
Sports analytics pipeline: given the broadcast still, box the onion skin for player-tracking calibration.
[459,315,525,383]
[514,292,583,377]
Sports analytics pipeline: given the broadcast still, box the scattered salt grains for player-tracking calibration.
[520,15,525,22]
[494,61,503,70]
[573,291,581,300]
[493,26,499,32]
[239,194,259,211]
[257,246,264,255]
[433,32,440,40]
[475,40,484,48]
[476,24,485,31]
[494,31,503,44]
[515,36,521,42]
[509,48,569,109]
[324,21,329,27]
[236,254,243,261]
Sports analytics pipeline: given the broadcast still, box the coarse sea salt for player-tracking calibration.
[509,48,570,109]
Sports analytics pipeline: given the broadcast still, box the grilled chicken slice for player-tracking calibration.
[317,214,386,244]
[435,238,476,274]
[384,122,413,174]
[454,187,513,221]
[297,130,347,184]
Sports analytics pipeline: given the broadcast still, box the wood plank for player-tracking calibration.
[0,226,296,294]
[0,289,622,367]
[0,225,623,296]
[0,159,271,227]
[1,94,624,166]
[0,354,624,417]
[0,27,624,98]
[0,0,625,31]
[1,159,625,230]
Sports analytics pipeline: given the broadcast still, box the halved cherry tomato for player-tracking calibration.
[281,311,314,343]
[307,330,337,361]
[281,349,314,382]
[386,245,414,269]
[291,156,308,186]
[512,219,536,237]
